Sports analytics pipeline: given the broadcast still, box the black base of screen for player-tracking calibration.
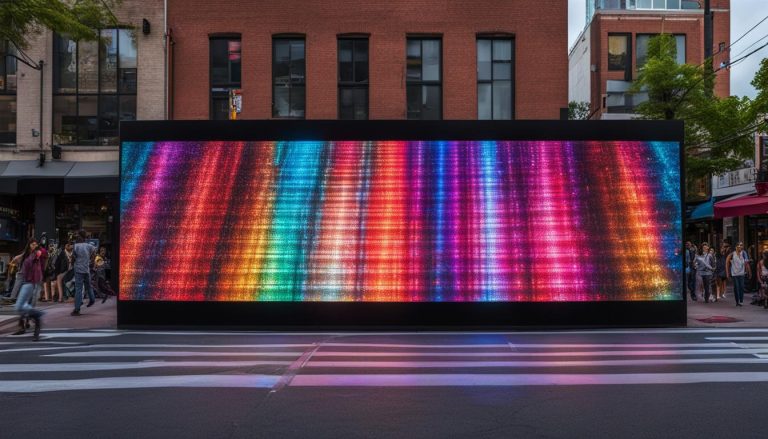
[117,300,686,329]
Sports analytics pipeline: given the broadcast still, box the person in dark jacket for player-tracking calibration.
[12,238,44,341]
[54,241,74,302]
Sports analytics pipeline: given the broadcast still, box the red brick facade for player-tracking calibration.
[588,1,730,118]
[167,0,567,120]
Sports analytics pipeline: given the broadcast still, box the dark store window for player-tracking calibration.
[338,38,368,120]
[477,38,514,120]
[0,41,17,144]
[406,38,441,120]
[53,30,137,146]
[210,37,241,120]
[273,37,305,118]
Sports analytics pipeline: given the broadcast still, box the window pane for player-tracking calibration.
[492,62,511,80]
[477,40,491,81]
[211,39,229,85]
[100,29,117,93]
[492,81,512,120]
[229,40,241,83]
[53,96,77,145]
[338,40,353,82]
[493,40,512,61]
[406,40,421,81]
[636,35,650,68]
[273,85,289,117]
[352,88,367,119]
[273,40,290,84]
[290,85,305,118]
[119,95,137,121]
[77,96,98,145]
[422,85,441,120]
[0,95,16,144]
[55,35,77,93]
[675,35,686,64]
[99,95,118,145]
[637,0,652,7]
[354,40,368,82]
[290,40,305,83]
[78,40,98,93]
[422,40,440,81]
[211,91,229,120]
[608,35,628,70]
[653,0,665,8]
[118,30,138,93]
[339,87,354,119]
[478,83,491,120]
[668,0,680,8]
[406,84,421,119]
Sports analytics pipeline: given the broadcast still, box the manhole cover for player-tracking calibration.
[695,316,743,323]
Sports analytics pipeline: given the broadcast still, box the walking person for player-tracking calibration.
[71,231,96,316]
[686,242,697,301]
[726,242,752,307]
[12,238,45,341]
[759,251,768,308]
[715,245,728,301]
[695,243,715,303]
[55,241,74,303]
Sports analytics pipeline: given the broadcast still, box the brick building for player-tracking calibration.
[569,0,730,119]
[167,0,568,120]
[0,0,164,264]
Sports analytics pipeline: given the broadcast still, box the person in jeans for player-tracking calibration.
[685,242,697,300]
[13,238,44,341]
[726,242,751,307]
[695,243,715,303]
[71,231,96,316]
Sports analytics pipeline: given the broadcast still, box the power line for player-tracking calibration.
[728,13,768,52]
[731,32,768,59]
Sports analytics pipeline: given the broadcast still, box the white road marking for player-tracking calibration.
[312,348,766,357]
[45,351,304,358]
[0,374,280,393]
[305,358,768,368]
[707,337,768,341]
[0,360,293,373]
[31,332,121,339]
[290,372,768,387]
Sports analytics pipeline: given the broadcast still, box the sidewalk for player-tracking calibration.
[686,294,768,327]
[0,298,116,332]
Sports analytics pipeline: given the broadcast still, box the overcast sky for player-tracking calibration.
[568,0,767,98]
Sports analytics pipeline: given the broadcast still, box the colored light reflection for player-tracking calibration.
[120,140,681,302]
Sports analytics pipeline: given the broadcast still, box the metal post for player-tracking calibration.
[704,0,714,95]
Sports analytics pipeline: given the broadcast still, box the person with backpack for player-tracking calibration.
[726,242,752,307]
[695,243,715,303]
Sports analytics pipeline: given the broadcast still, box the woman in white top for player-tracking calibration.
[695,243,715,303]
[726,242,751,307]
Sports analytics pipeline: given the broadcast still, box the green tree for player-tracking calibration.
[631,34,766,180]
[568,101,591,120]
[1,0,122,57]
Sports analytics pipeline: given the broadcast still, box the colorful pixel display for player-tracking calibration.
[120,140,681,302]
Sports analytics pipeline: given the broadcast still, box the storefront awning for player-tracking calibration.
[714,192,768,218]
[688,198,714,221]
[0,160,118,195]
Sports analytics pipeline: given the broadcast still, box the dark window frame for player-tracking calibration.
[476,36,515,120]
[337,36,369,120]
[635,33,686,69]
[0,41,18,144]
[406,37,443,120]
[209,35,242,120]
[607,32,632,80]
[272,36,306,119]
[52,30,138,146]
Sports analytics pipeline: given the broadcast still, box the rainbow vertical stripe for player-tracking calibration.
[120,140,681,302]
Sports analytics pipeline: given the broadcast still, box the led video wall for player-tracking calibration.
[120,139,681,303]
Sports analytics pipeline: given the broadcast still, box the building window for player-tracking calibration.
[0,41,17,144]
[406,38,441,120]
[53,30,137,146]
[477,38,514,120]
[607,34,630,71]
[338,38,368,120]
[210,37,241,120]
[273,37,305,118]
[636,34,686,68]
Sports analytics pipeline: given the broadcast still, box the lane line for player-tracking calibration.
[304,358,768,368]
[311,349,767,357]
[290,372,768,387]
[0,374,281,393]
[0,360,293,373]
[44,351,305,358]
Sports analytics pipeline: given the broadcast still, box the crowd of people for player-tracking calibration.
[685,240,768,308]
[0,230,116,341]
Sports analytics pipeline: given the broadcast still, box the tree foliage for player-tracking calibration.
[568,101,591,120]
[0,0,122,54]
[631,34,767,180]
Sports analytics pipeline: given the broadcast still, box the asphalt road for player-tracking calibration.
[2,328,768,438]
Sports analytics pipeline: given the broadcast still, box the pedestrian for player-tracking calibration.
[12,238,44,341]
[71,230,96,316]
[759,251,768,309]
[715,245,728,301]
[695,243,715,303]
[726,242,751,307]
[41,242,57,302]
[55,240,74,303]
[686,241,697,301]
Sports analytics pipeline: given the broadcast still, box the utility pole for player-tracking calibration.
[704,0,714,96]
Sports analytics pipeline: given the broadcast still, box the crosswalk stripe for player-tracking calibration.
[45,351,305,358]
[0,374,280,393]
[0,360,293,373]
[312,348,767,357]
[304,358,768,368]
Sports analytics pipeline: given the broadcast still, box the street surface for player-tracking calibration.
[3,327,768,438]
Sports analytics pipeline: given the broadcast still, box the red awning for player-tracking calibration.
[714,193,768,218]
